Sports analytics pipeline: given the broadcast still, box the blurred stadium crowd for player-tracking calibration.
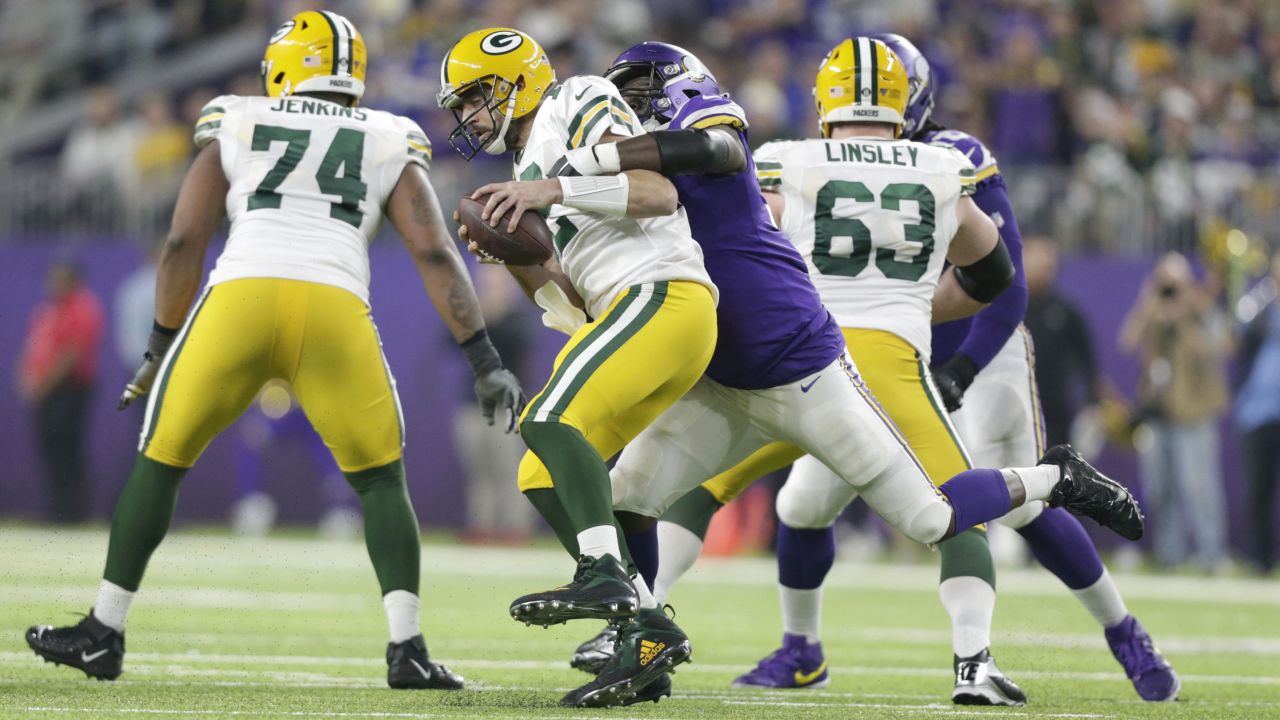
[1,0,1277,256]
[4,0,1279,574]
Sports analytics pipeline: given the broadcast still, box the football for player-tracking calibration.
[457,194,554,266]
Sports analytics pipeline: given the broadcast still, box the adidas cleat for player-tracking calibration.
[952,649,1026,706]
[571,623,618,674]
[510,554,639,627]
[1106,615,1180,702]
[731,633,829,689]
[26,611,124,680]
[560,606,691,708]
[1041,444,1145,541]
[622,671,672,705]
[386,635,464,690]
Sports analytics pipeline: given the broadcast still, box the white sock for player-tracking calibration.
[1072,569,1129,627]
[631,574,658,610]
[382,590,420,643]
[576,525,621,561]
[779,585,823,644]
[653,521,703,605]
[939,576,995,658]
[93,580,134,633]
[1006,465,1060,503]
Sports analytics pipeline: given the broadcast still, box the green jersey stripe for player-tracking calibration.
[566,96,610,141]
[537,282,669,421]
[524,287,642,421]
[569,106,613,150]
[140,289,212,454]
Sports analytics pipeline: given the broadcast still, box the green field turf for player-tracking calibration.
[1,526,1278,719]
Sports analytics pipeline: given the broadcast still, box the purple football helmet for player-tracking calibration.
[605,42,723,129]
[871,33,934,140]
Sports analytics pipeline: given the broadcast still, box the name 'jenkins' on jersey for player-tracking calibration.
[195,94,432,305]
[755,136,976,362]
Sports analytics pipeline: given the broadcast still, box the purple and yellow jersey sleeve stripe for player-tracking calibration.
[670,95,749,133]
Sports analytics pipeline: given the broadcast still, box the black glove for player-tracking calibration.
[461,329,527,433]
[118,322,179,410]
[931,353,979,414]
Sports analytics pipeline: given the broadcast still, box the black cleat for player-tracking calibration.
[1042,444,1145,540]
[510,554,639,627]
[386,635,464,689]
[952,649,1027,706]
[26,611,124,680]
[571,623,619,674]
[560,605,691,708]
[622,671,673,705]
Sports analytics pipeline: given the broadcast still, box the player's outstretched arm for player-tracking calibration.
[559,126,747,178]
[933,196,1011,323]
[119,141,228,410]
[389,164,526,430]
[473,167,679,234]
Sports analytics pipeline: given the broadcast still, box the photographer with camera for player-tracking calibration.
[1120,253,1230,572]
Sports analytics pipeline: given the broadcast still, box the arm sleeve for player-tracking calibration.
[951,175,1029,370]
[670,95,749,132]
[564,77,641,150]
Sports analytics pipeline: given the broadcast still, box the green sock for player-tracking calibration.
[524,488,580,557]
[103,455,188,592]
[520,421,615,533]
[659,486,724,541]
[345,460,420,595]
[939,527,996,588]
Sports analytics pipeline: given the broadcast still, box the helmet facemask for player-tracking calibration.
[440,77,519,160]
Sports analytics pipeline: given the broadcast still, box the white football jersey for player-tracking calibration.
[514,75,716,319]
[195,94,432,304]
[755,137,976,361]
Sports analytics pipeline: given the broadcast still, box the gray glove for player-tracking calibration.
[462,329,526,433]
[118,323,177,410]
[474,367,526,432]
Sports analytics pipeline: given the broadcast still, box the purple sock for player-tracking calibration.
[1017,507,1105,590]
[777,524,835,590]
[625,526,658,590]
[938,468,1010,534]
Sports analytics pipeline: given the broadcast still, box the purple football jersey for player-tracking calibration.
[924,128,1029,371]
[669,95,842,389]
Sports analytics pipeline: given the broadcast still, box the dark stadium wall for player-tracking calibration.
[0,240,559,530]
[0,243,1245,553]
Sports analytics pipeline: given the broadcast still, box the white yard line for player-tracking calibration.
[3,651,1277,685]
[722,701,1111,718]
[3,528,1277,607]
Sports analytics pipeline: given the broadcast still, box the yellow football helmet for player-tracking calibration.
[261,11,367,104]
[813,37,908,138]
[436,28,556,158]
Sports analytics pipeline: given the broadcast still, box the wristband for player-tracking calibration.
[145,322,179,361]
[557,174,630,216]
[461,328,503,376]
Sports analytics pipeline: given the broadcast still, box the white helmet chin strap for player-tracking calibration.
[483,90,519,155]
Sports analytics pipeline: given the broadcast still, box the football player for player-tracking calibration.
[436,28,720,708]
[640,35,1177,704]
[896,33,1178,702]
[541,39,1145,704]
[24,11,525,690]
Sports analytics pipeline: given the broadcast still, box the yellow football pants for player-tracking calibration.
[139,278,403,472]
[517,280,717,492]
[700,327,971,503]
